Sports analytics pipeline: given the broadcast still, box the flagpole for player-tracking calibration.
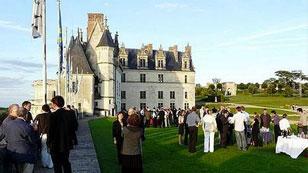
[57,0,63,96]
[43,0,47,104]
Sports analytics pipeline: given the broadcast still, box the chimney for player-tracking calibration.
[185,43,191,56]
[169,45,178,61]
[87,13,104,41]
[145,43,153,54]
[80,29,83,42]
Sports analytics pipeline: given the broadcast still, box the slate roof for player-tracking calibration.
[68,37,94,74]
[97,29,115,47]
[125,49,194,71]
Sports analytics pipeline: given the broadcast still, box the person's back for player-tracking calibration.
[122,126,142,155]
[48,108,73,152]
[48,96,73,173]
[6,118,38,163]
[186,111,200,127]
[35,112,50,135]
[202,114,216,132]
[232,112,245,132]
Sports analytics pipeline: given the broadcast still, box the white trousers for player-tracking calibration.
[41,134,53,168]
[204,132,215,152]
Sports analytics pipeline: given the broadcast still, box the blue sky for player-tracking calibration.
[0,0,307,106]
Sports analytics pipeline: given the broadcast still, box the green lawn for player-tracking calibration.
[227,95,308,109]
[89,118,308,173]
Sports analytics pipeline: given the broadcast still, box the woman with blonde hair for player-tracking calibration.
[121,113,143,173]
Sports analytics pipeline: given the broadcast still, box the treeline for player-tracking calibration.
[238,70,308,97]
[196,70,308,98]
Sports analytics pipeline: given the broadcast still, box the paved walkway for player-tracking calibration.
[35,117,101,173]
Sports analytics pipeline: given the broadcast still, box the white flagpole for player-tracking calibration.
[42,0,47,104]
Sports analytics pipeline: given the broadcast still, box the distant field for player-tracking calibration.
[227,95,308,109]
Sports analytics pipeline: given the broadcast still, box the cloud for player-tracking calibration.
[0,59,57,74]
[0,19,30,32]
[0,76,28,89]
[155,2,188,10]
[210,23,308,49]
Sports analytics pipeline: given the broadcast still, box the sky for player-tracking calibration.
[0,0,307,107]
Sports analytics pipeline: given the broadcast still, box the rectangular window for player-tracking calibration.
[170,103,175,109]
[158,91,163,99]
[185,75,187,83]
[184,103,189,110]
[158,74,164,83]
[140,91,146,99]
[139,59,146,67]
[121,73,126,82]
[121,103,126,110]
[121,91,126,99]
[140,103,146,109]
[170,91,175,99]
[120,58,126,66]
[185,91,188,99]
[158,103,163,108]
[158,60,164,68]
[140,74,146,83]
[184,61,188,69]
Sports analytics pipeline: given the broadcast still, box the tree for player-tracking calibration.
[266,83,276,95]
[255,83,260,89]
[238,83,246,90]
[261,82,267,89]
[248,84,258,94]
[216,83,223,90]
[208,84,215,90]
[284,85,293,97]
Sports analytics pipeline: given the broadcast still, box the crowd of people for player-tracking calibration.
[0,96,79,173]
[112,105,308,172]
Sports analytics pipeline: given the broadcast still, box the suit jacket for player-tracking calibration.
[47,108,74,152]
[34,112,50,135]
[25,112,33,124]
[5,118,39,163]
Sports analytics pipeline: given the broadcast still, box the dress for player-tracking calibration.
[252,118,260,146]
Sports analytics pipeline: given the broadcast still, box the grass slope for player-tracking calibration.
[228,95,308,109]
[89,118,308,173]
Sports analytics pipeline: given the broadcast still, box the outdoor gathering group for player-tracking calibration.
[112,105,308,173]
[0,96,79,173]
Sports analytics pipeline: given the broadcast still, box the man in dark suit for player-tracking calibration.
[66,105,79,145]
[48,96,74,173]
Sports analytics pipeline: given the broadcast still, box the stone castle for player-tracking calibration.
[32,13,195,116]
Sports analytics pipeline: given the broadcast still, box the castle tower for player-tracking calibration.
[96,28,117,115]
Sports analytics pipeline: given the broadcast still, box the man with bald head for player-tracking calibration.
[2,104,19,131]
[0,104,19,172]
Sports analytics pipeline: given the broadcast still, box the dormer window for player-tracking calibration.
[120,58,126,66]
[158,60,164,68]
[139,58,146,68]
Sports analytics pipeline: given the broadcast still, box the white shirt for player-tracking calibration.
[202,114,217,132]
[279,118,290,131]
[229,112,246,132]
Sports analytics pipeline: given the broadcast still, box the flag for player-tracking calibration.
[31,0,43,39]
[57,0,64,73]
